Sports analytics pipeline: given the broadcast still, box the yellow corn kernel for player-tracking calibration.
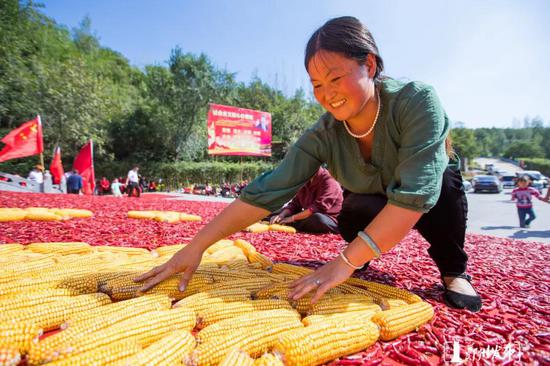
[0,244,24,255]
[0,291,74,312]
[0,210,27,222]
[268,224,296,234]
[0,323,42,353]
[246,252,273,270]
[204,246,247,264]
[197,309,301,344]
[204,239,234,254]
[53,208,93,218]
[209,277,272,293]
[0,344,21,366]
[0,293,111,331]
[345,278,422,304]
[196,299,293,328]
[380,298,409,310]
[272,319,379,366]
[271,263,313,277]
[113,330,196,366]
[26,242,92,255]
[307,294,378,315]
[253,353,284,366]
[174,288,251,311]
[371,301,434,341]
[153,244,186,257]
[245,223,270,233]
[191,317,303,366]
[93,246,152,256]
[219,348,254,366]
[44,339,141,366]
[23,211,64,221]
[154,212,181,223]
[302,309,379,327]
[40,307,196,363]
[180,213,202,222]
[127,210,159,219]
[232,239,257,256]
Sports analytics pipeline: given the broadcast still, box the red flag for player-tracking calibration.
[49,145,64,184]
[0,116,44,163]
[73,140,95,195]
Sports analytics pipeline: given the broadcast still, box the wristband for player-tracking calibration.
[339,252,363,270]
[357,231,381,259]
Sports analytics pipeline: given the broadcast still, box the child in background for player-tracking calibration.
[111,178,123,198]
[511,175,548,228]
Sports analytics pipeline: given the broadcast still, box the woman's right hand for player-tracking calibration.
[134,245,203,293]
[269,214,283,224]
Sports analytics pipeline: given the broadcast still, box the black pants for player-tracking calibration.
[291,213,340,234]
[337,167,468,276]
[127,182,140,197]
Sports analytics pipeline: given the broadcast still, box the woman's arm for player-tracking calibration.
[290,203,421,302]
[135,199,270,292]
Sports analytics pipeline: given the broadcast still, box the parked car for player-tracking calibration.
[500,174,517,189]
[517,171,544,193]
[462,179,472,192]
[472,175,503,193]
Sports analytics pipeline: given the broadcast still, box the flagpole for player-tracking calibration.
[37,115,45,168]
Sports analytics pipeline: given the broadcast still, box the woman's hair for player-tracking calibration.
[304,16,384,84]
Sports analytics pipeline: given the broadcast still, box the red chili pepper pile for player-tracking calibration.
[0,192,548,365]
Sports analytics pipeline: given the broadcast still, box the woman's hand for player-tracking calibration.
[288,256,355,303]
[133,245,203,293]
[269,214,284,224]
[279,216,295,224]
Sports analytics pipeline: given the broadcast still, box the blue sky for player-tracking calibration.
[40,0,549,128]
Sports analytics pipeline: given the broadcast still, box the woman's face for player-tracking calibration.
[307,51,376,123]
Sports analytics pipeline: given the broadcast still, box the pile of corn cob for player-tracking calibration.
[0,240,434,366]
[127,210,202,223]
[245,222,297,234]
[0,207,93,222]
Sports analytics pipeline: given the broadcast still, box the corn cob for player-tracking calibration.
[153,244,186,257]
[23,211,64,221]
[0,323,42,353]
[40,307,196,363]
[180,213,202,222]
[302,308,380,327]
[205,239,234,254]
[113,330,195,366]
[272,319,379,366]
[0,210,27,222]
[380,298,409,310]
[208,277,272,293]
[53,208,93,218]
[219,348,254,366]
[197,309,301,344]
[307,294,378,315]
[0,293,111,331]
[155,212,181,223]
[174,288,251,311]
[93,245,152,256]
[0,257,56,275]
[204,246,247,264]
[128,210,159,219]
[371,301,434,340]
[335,282,378,296]
[232,239,257,256]
[271,263,313,277]
[253,353,284,366]
[0,244,24,255]
[62,293,172,327]
[27,295,171,365]
[345,278,422,304]
[43,338,141,366]
[1,292,73,312]
[26,242,92,255]
[223,259,255,270]
[268,224,296,233]
[196,299,293,328]
[246,251,274,270]
[0,344,20,366]
[190,317,304,366]
[245,223,270,233]
[0,275,94,297]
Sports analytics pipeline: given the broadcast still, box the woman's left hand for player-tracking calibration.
[288,256,356,303]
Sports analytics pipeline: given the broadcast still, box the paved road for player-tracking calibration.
[473,157,522,174]
[466,187,550,243]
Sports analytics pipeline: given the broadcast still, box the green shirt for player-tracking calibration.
[240,79,450,213]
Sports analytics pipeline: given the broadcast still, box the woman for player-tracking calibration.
[136,16,481,312]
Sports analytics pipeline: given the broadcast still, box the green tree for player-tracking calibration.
[503,140,545,159]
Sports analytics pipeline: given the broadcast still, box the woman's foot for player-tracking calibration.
[442,274,482,312]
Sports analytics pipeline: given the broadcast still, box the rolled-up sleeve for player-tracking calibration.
[386,85,450,212]
[239,129,324,212]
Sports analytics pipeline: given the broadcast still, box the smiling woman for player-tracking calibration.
[135,16,482,313]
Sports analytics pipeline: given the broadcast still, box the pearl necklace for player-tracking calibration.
[343,89,381,139]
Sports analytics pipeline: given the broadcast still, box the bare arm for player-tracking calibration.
[281,208,312,224]
[290,203,422,302]
[135,199,269,291]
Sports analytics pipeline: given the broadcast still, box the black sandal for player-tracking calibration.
[442,273,482,312]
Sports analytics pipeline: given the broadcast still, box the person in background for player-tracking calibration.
[66,169,83,194]
[544,186,550,202]
[100,177,110,195]
[148,180,157,192]
[111,178,123,197]
[269,167,343,234]
[135,16,482,312]
[28,165,44,184]
[126,166,140,197]
[511,175,548,228]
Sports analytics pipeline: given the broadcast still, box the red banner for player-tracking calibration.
[49,145,64,185]
[73,140,95,195]
[0,116,44,163]
[207,104,271,156]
